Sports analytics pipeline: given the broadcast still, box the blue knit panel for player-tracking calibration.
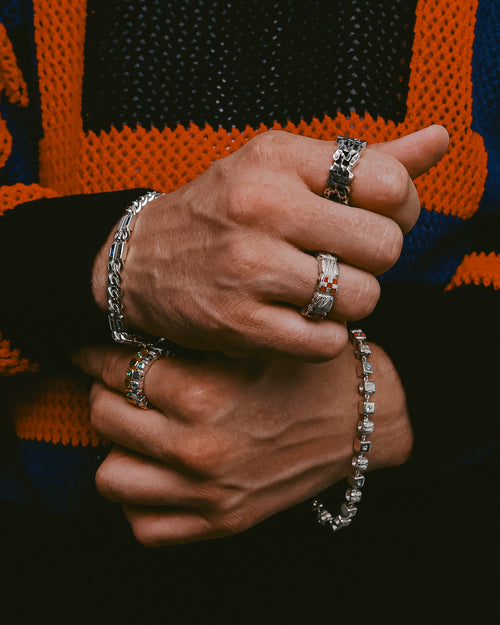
[0,99,39,184]
[471,0,499,215]
[0,437,109,516]
[379,209,468,286]
[0,0,40,186]
[0,0,24,27]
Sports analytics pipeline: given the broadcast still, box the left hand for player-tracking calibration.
[92,126,449,361]
[73,342,412,546]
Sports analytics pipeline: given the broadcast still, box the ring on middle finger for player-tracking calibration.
[323,135,367,205]
[301,252,340,320]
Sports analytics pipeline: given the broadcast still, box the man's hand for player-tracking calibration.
[93,125,448,360]
[73,341,412,546]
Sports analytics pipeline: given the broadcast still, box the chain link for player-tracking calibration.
[312,328,375,533]
[107,191,164,345]
[324,136,367,205]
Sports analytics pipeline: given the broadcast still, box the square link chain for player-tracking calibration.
[312,328,375,533]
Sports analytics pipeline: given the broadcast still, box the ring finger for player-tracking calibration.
[255,242,381,321]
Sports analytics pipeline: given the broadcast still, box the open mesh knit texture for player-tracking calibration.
[0,0,487,213]
[0,0,498,460]
[83,0,418,131]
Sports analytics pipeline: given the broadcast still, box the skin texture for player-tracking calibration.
[92,125,449,361]
[73,341,412,546]
[81,126,448,545]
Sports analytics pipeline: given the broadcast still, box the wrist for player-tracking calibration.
[92,191,163,342]
[92,229,112,311]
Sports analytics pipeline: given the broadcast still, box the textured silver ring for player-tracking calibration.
[324,136,367,205]
[301,252,340,319]
[125,345,165,409]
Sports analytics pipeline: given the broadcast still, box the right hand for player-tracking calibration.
[73,339,412,545]
[93,125,448,361]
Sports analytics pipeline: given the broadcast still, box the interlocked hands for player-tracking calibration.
[82,125,448,544]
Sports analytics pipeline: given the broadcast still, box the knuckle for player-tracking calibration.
[372,219,404,272]
[175,431,228,476]
[208,510,250,537]
[350,274,381,320]
[225,180,255,223]
[95,458,121,501]
[243,130,297,175]
[128,516,165,548]
[88,386,110,434]
[301,323,349,363]
[100,350,124,389]
[225,239,266,288]
[171,377,224,424]
[132,529,158,548]
[375,158,410,207]
[244,130,281,164]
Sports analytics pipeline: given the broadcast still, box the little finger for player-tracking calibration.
[96,446,225,509]
[123,506,227,546]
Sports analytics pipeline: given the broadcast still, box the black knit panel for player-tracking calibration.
[82,0,417,132]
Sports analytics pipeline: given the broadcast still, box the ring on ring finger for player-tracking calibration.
[301,252,340,319]
[125,345,172,409]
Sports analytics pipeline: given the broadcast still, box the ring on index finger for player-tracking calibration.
[301,252,340,319]
[125,344,172,409]
[323,136,367,205]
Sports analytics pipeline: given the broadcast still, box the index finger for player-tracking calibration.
[72,345,171,406]
[284,124,449,193]
[72,344,215,411]
[259,125,448,232]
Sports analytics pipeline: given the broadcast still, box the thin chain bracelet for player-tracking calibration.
[312,328,375,532]
[107,191,164,345]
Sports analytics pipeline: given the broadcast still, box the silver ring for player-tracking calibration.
[323,136,367,205]
[125,345,165,409]
[301,252,340,319]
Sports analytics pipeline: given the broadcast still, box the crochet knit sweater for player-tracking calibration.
[0,0,498,516]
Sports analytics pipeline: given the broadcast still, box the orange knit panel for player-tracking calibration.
[33,0,86,194]
[10,372,107,446]
[446,253,500,291]
[14,0,488,447]
[404,0,487,218]
[0,333,38,376]
[78,115,402,195]
[33,0,487,222]
[0,182,59,216]
[0,113,11,171]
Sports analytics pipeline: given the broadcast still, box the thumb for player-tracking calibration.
[372,124,449,179]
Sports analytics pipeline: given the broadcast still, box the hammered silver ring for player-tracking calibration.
[125,345,165,409]
[301,252,340,319]
[323,136,367,205]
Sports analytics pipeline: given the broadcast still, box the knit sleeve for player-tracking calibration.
[0,188,150,373]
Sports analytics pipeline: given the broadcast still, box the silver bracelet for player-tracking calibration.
[107,190,164,345]
[312,328,375,532]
